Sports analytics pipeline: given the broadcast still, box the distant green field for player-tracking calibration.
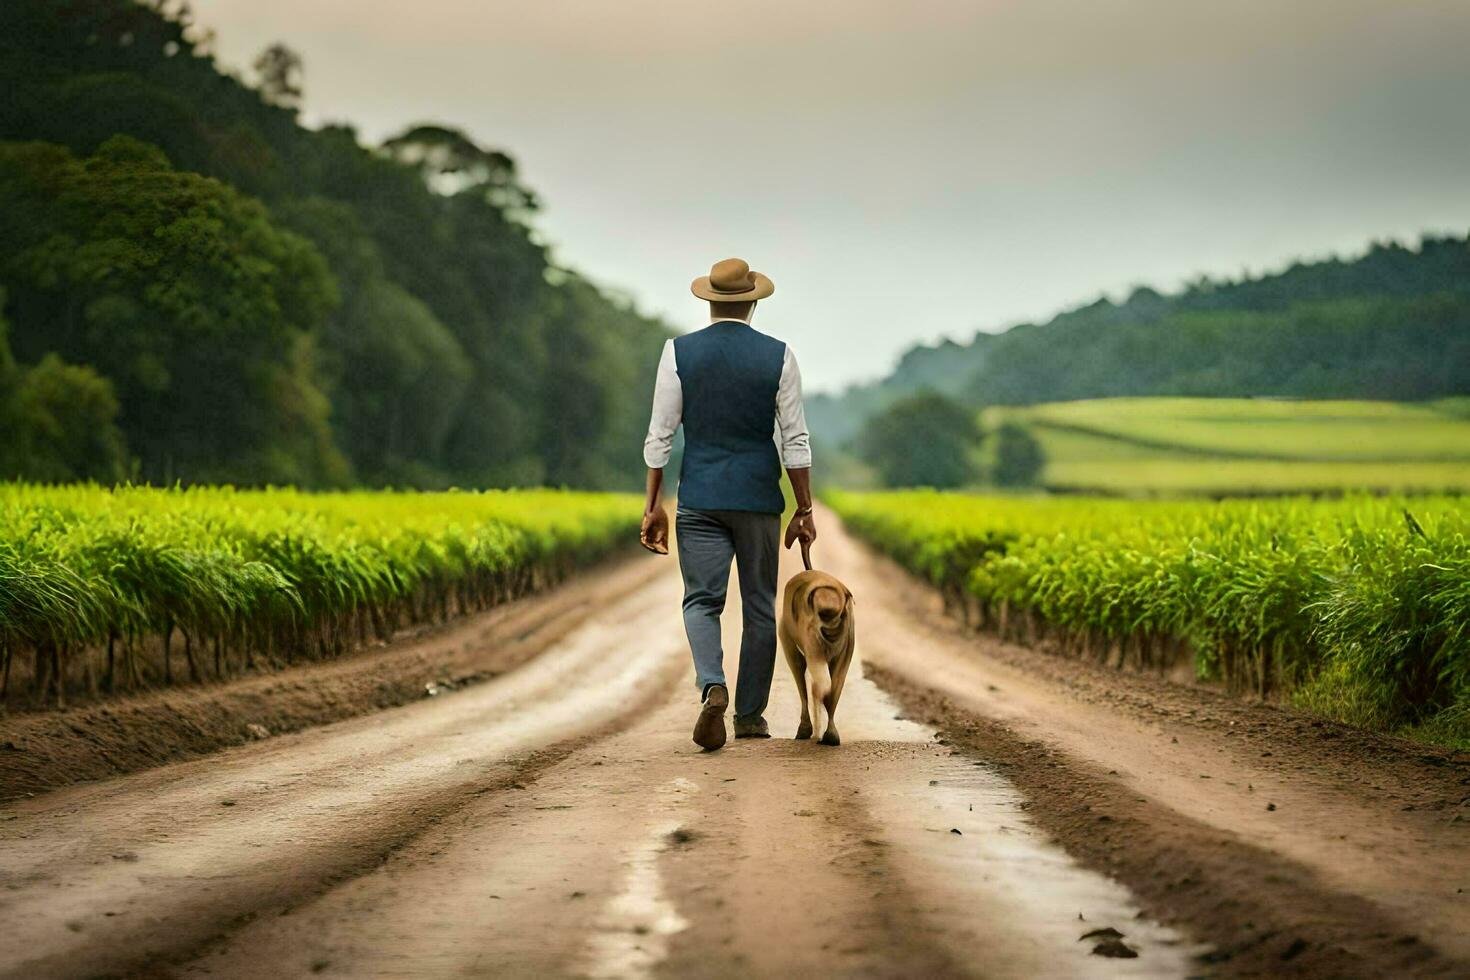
[984,398,1470,495]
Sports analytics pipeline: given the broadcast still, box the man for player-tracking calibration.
[640,257,816,751]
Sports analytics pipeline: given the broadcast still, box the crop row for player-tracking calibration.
[0,484,640,706]
[825,490,1470,746]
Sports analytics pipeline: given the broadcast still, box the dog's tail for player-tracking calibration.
[806,656,831,739]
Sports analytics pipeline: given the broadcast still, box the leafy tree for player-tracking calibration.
[0,136,345,485]
[535,276,671,488]
[0,291,127,482]
[382,124,539,216]
[8,353,129,482]
[858,392,982,489]
[270,196,470,484]
[252,43,303,110]
[990,422,1045,487]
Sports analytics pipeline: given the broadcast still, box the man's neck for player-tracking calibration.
[709,315,752,325]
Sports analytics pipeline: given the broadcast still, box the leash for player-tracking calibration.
[800,538,812,571]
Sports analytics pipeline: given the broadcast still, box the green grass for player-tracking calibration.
[826,489,1470,749]
[982,398,1470,495]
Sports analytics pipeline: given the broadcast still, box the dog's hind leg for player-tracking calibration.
[819,706,840,746]
[807,657,831,744]
[784,643,812,739]
[819,683,841,745]
[821,642,854,746]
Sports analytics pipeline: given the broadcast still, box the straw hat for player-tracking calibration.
[691,257,774,303]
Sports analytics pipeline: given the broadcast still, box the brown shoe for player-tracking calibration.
[734,714,770,738]
[693,684,728,751]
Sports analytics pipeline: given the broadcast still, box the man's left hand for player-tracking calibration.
[783,510,817,551]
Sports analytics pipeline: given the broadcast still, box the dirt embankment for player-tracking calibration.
[0,552,661,801]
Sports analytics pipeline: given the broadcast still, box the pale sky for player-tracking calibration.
[200,0,1470,392]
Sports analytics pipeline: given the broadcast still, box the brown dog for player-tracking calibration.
[778,570,855,745]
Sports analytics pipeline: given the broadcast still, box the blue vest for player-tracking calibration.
[673,321,787,514]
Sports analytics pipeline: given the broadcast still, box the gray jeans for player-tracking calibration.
[675,507,780,719]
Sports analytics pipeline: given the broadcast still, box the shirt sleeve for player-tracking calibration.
[775,345,812,468]
[642,339,682,468]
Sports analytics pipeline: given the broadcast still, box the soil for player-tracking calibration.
[0,509,1465,979]
[867,664,1466,978]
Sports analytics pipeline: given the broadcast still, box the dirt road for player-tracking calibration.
[0,512,1466,978]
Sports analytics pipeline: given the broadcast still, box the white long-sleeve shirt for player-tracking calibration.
[642,316,812,470]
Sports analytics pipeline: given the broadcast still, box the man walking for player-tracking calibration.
[639,258,816,751]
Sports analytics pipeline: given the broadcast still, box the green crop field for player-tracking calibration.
[983,398,1470,495]
[0,484,640,706]
[826,489,1470,748]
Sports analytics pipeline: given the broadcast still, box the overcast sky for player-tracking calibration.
[201,0,1470,392]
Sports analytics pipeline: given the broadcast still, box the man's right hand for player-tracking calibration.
[640,506,670,555]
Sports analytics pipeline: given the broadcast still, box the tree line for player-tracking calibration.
[0,0,671,489]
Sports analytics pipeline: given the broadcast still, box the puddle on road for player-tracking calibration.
[856,682,1201,979]
[864,754,1199,978]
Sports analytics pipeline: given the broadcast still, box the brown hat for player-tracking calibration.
[691,257,774,303]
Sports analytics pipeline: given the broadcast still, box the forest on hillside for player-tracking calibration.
[810,235,1470,447]
[0,0,671,489]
